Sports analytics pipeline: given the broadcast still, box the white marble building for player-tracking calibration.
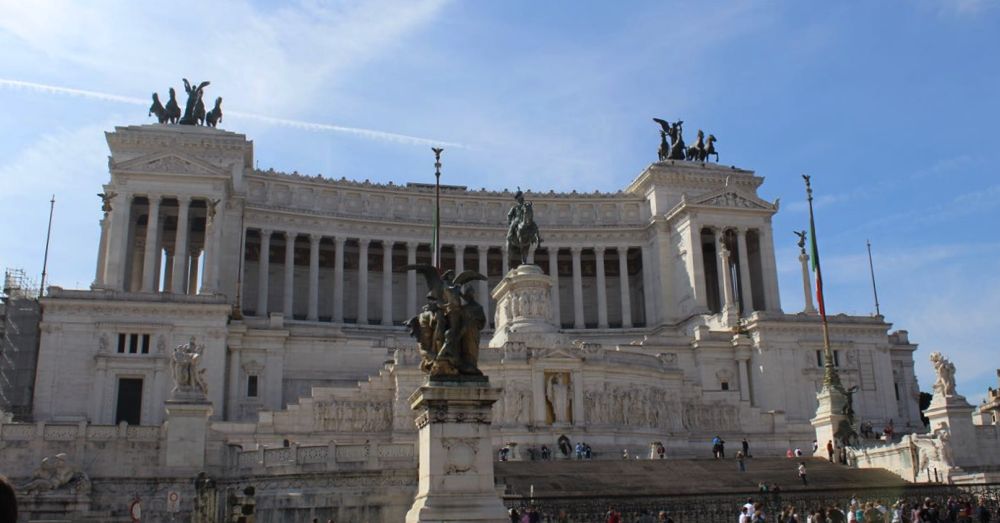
[30,123,923,456]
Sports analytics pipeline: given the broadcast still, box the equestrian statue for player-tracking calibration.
[506,188,543,267]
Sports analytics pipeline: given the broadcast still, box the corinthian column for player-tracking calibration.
[548,247,561,326]
[283,232,296,317]
[571,247,584,329]
[308,234,321,321]
[800,248,817,314]
[595,246,608,328]
[357,239,370,324]
[171,196,191,294]
[477,245,489,312]
[381,240,394,326]
[719,239,736,312]
[257,229,272,316]
[141,195,161,292]
[618,247,632,328]
[407,242,418,318]
[736,228,753,314]
[333,237,345,323]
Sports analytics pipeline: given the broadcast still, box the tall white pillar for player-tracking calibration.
[501,245,509,276]
[641,244,655,325]
[382,240,394,326]
[548,247,561,326]
[526,245,536,265]
[187,248,201,295]
[201,199,222,294]
[736,228,754,314]
[571,247,584,329]
[718,239,736,312]
[454,244,465,274]
[799,250,816,314]
[171,196,191,294]
[688,221,707,308]
[93,214,111,288]
[357,239,370,325]
[618,247,632,328]
[308,234,321,321]
[407,242,419,318]
[595,247,608,328]
[141,196,161,292]
[283,231,296,317]
[107,193,133,290]
[257,229,272,316]
[163,248,174,293]
[477,245,489,313]
[333,237,346,323]
[759,227,782,312]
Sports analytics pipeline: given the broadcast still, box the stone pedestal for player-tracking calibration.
[810,385,848,458]
[489,264,565,349]
[924,393,977,468]
[18,493,92,522]
[164,400,213,470]
[405,381,507,523]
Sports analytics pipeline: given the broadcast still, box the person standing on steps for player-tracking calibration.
[798,462,808,486]
[742,437,751,458]
[827,440,835,462]
[737,450,747,472]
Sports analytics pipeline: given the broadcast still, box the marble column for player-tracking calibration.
[188,248,201,295]
[141,195,161,292]
[164,248,174,293]
[308,234,321,321]
[283,231,296,318]
[688,221,707,308]
[718,237,736,312]
[257,229,272,317]
[526,245,536,265]
[799,249,816,313]
[201,200,222,294]
[501,245,509,276]
[548,247,561,326]
[333,237,346,323]
[618,247,632,328]
[571,247,584,329]
[454,244,465,274]
[93,213,111,288]
[595,247,608,328]
[477,245,489,311]
[357,239,370,325]
[171,196,191,294]
[641,244,655,324]
[106,193,133,290]
[759,227,782,312]
[382,240,394,326]
[736,228,754,314]
[407,242,418,318]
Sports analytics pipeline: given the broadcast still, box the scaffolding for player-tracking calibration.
[3,268,39,300]
[1,267,41,420]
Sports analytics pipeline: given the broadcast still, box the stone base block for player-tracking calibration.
[406,494,508,523]
[164,400,213,470]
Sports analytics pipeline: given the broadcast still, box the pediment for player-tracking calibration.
[691,188,775,211]
[114,153,223,177]
[532,346,589,361]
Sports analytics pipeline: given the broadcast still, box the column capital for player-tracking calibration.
[594,245,606,254]
[147,194,162,206]
[259,227,273,237]
[175,194,192,205]
[309,233,322,243]
[284,230,297,240]
[453,243,466,251]
[334,236,346,246]
[570,246,583,255]
[476,244,489,254]
[358,238,371,247]
[407,240,420,250]
[382,239,395,248]
[736,227,748,237]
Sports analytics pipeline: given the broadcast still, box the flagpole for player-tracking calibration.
[803,175,842,391]
[39,195,56,299]
[432,147,444,272]
[866,239,880,317]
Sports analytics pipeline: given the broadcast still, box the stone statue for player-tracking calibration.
[149,92,168,123]
[164,87,181,124]
[179,79,211,125]
[19,453,91,495]
[704,134,719,162]
[405,266,488,379]
[685,130,719,162]
[933,422,955,467]
[546,374,571,423]
[97,192,117,216]
[929,352,957,397]
[794,230,807,252]
[171,337,208,398]
[505,188,542,267]
[206,199,220,224]
[653,118,687,160]
[206,97,223,127]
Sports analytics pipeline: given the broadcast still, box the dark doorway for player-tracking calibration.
[115,378,143,425]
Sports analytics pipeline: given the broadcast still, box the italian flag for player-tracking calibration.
[809,209,827,320]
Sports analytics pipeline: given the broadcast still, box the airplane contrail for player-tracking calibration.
[0,78,466,148]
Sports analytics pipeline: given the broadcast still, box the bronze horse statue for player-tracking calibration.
[148,93,168,124]
[206,97,223,127]
[164,88,181,124]
[686,130,720,162]
[653,118,687,161]
[506,191,542,266]
[704,134,719,162]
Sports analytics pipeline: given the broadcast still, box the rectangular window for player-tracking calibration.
[141,334,150,354]
[129,334,139,354]
[117,333,126,353]
[115,378,143,425]
[816,350,823,367]
[894,382,900,401]
[817,350,841,368]
[247,375,258,398]
[721,381,730,391]
[833,350,841,367]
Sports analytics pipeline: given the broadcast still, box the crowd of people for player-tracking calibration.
[736,494,994,523]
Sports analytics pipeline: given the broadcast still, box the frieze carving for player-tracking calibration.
[700,191,770,210]
[584,385,681,430]
[314,399,392,432]
[494,382,531,425]
[440,437,479,475]
[681,402,740,431]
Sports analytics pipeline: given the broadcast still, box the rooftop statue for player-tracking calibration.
[652,118,687,160]
[179,79,210,125]
[405,266,488,379]
[206,97,223,128]
[686,130,720,162]
[506,188,542,267]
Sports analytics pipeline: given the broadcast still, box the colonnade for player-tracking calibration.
[244,227,650,330]
[95,193,220,295]
[697,225,778,316]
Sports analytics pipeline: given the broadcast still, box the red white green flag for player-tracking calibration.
[807,185,827,320]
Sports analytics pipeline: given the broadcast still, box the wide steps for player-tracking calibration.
[496,457,906,497]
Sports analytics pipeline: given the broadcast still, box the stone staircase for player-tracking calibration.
[496,457,907,497]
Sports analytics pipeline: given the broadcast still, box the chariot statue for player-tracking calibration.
[506,188,542,266]
[179,79,210,125]
[653,118,688,160]
[405,267,488,379]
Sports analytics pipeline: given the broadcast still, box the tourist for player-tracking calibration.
[605,505,622,523]
[540,445,550,460]
[742,437,751,458]
[740,506,752,523]
[826,440,835,462]
[863,502,882,522]
[794,448,803,457]
[658,510,674,522]
[976,497,991,522]
[509,506,520,523]
[753,503,767,523]
[556,509,569,523]
[0,475,17,523]
[575,442,583,460]
[737,450,747,472]
[826,505,846,523]
[622,448,630,460]
[712,435,726,458]
[787,448,795,458]
[812,439,819,453]
[798,462,808,486]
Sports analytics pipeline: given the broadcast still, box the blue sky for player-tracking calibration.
[1,1,998,401]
